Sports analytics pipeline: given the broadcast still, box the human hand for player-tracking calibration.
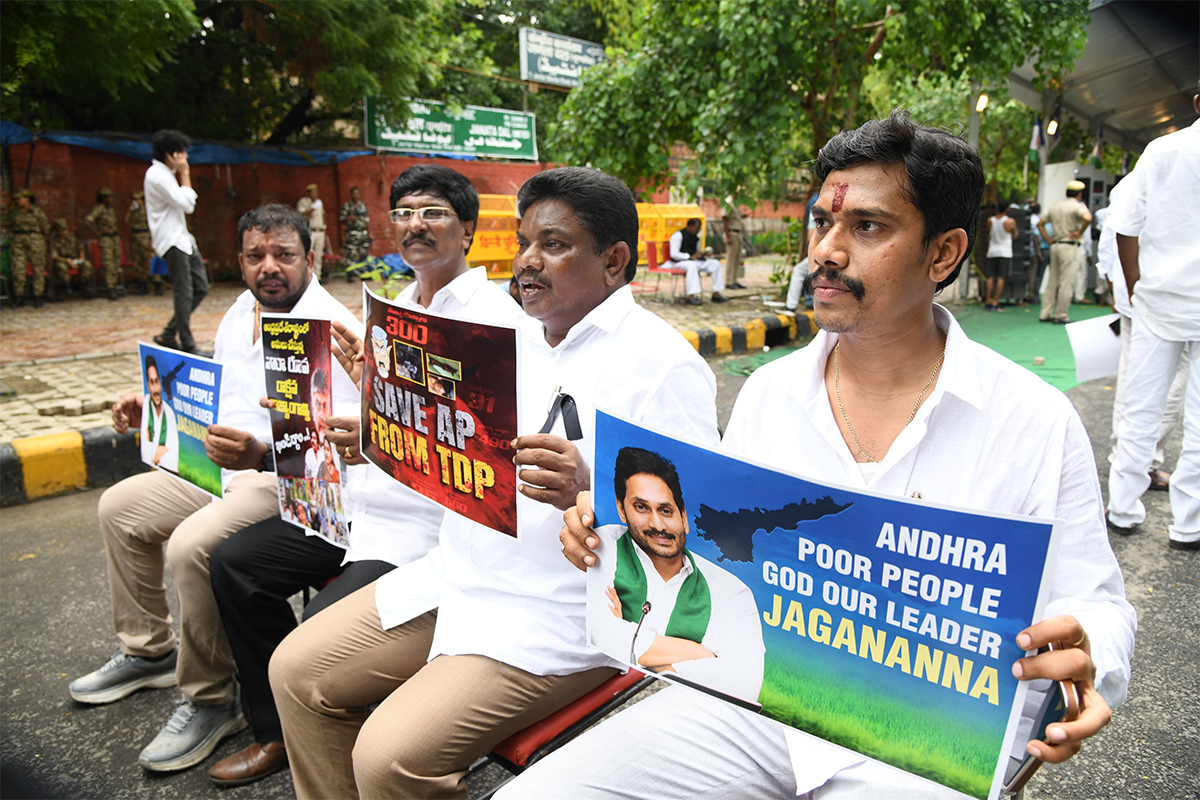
[165,150,189,176]
[605,585,623,618]
[1012,615,1111,763]
[112,393,143,435]
[205,425,268,471]
[324,416,367,464]
[153,445,168,465]
[512,434,589,511]
[331,320,365,389]
[560,491,599,571]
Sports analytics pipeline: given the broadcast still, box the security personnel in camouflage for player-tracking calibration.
[85,188,123,300]
[126,190,160,295]
[9,189,51,307]
[51,218,92,296]
[338,186,372,264]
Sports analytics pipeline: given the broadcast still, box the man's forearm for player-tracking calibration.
[1116,234,1139,302]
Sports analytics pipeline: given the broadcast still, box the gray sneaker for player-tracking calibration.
[69,651,177,704]
[138,694,247,772]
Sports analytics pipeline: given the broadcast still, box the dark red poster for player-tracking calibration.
[361,287,520,537]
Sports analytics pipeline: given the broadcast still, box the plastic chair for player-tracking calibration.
[646,241,686,297]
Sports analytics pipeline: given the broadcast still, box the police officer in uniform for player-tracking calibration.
[127,190,160,295]
[51,218,93,297]
[86,188,124,300]
[338,186,371,264]
[9,189,51,307]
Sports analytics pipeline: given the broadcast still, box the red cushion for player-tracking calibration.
[491,670,647,767]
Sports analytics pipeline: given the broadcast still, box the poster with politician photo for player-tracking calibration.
[136,341,224,498]
[587,410,1062,800]
[262,315,348,548]
[359,286,521,537]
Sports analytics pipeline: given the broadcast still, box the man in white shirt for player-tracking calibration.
[206,165,521,787]
[69,205,359,775]
[1106,90,1200,550]
[297,183,326,278]
[145,129,208,354]
[140,353,179,473]
[269,166,720,799]
[590,446,764,703]
[670,218,727,305]
[501,112,1135,800]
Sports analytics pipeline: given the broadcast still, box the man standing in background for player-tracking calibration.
[127,190,160,295]
[9,189,51,308]
[145,129,207,354]
[85,188,123,301]
[1037,179,1092,324]
[297,184,326,278]
[338,186,371,264]
[721,196,745,289]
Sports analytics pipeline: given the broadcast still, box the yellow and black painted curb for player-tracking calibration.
[0,428,146,507]
[677,311,815,357]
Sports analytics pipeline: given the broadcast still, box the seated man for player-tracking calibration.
[590,446,764,703]
[499,112,1136,799]
[205,165,526,787]
[269,166,721,799]
[669,217,727,305]
[50,218,91,296]
[68,204,359,773]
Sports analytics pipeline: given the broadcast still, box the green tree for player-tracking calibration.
[552,0,1090,204]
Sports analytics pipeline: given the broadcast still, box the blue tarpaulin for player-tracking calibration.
[1,121,378,166]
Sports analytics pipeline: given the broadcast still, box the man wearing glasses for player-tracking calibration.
[69,205,360,776]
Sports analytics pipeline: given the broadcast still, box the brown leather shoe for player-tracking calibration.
[207,740,287,787]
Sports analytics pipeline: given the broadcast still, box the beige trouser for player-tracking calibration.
[98,469,279,704]
[726,229,744,282]
[1040,242,1082,321]
[269,582,616,799]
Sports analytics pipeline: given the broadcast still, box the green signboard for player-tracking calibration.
[364,98,538,161]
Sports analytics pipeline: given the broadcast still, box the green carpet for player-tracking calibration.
[952,303,1115,392]
[721,302,1115,393]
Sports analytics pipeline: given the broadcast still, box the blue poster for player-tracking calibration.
[137,342,224,498]
[587,411,1061,800]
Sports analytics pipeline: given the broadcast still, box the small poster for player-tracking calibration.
[136,342,224,498]
[262,316,349,547]
[360,286,521,537]
[587,411,1061,800]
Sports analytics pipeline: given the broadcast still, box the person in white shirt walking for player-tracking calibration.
[145,129,208,354]
[983,203,1017,310]
[500,111,1134,800]
[1106,89,1200,550]
[269,166,720,799]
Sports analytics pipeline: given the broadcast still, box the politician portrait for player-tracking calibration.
[140,353,179,472]
[589,447,765,703]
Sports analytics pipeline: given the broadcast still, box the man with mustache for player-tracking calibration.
[70,204,359,775]
[140,353,179,472]
[500,112,1134,799]
[591,447,764,703]
[269,166,720,799]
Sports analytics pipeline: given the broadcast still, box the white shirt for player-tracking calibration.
[141,397,179,473]
[589,524,765,702]
[345,269,523,568]
[297,196,326,231]
[1096,185,1132,317]
[1106,119,1200,341]
[722,304,1136,792]
[215,278,360,488]
[668,229,709,263]
[143,159,197,256]
[376,284,721,676]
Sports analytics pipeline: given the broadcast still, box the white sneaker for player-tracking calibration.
[137,693,247,772]
[69,651,177,704]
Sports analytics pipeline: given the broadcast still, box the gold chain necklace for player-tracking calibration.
[833,335,946,463]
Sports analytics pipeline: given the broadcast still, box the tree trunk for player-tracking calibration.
[265,89,317,145]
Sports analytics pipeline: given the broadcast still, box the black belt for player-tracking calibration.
[131,228,149,233]
[100,232,119,237]
[1052,240,1080,246]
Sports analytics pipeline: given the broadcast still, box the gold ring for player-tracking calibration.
[344,445,354,459]
[1073,629,1087,647]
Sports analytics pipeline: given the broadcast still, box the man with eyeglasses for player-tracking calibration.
[269,166,720,799]
[69,204,360,776]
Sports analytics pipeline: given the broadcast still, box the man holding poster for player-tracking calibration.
[590,446,764,703]
[140,353,179,472]
[270,166,720,799]
[502,113,1136,799]
[70,204,358,776]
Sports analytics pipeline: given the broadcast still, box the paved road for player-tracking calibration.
[2,360,1197,799]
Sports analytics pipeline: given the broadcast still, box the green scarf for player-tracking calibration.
[146,406,167,446]
[613,530,711,642]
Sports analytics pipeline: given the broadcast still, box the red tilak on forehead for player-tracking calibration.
[831,183,849,212]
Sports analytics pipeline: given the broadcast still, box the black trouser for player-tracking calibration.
[162,245,208,349]
[210,517,394,742]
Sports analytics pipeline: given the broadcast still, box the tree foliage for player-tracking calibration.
[552,0,1090,203]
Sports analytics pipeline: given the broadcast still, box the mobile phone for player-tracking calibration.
[1002,642,1081,795]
